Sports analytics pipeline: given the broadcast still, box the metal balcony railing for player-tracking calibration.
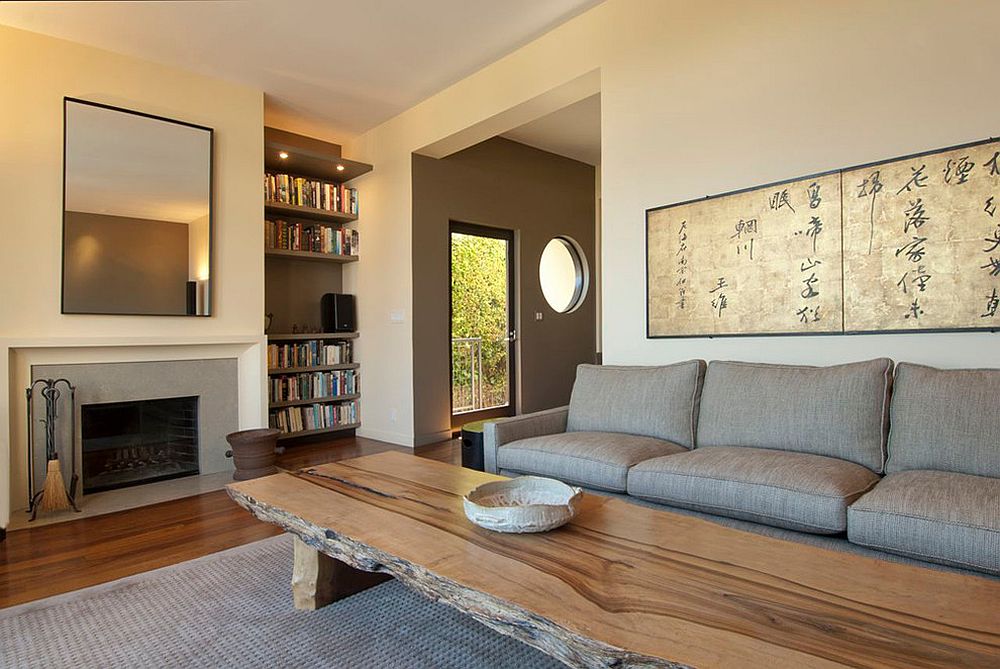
[451,337,508,414]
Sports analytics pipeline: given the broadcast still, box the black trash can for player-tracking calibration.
[460,420,493,471]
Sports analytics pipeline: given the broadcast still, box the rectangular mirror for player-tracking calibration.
[63,98,213,316]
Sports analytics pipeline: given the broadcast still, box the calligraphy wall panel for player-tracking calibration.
[647,173,843,337]
[842,139,1000,332]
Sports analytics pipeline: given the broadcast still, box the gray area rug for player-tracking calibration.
[0,534,563,668]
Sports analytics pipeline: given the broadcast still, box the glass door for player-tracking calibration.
[450,222,515,425]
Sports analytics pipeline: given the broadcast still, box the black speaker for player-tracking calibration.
[322,293,356,332]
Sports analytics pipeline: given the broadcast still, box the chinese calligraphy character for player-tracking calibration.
[902,198,929,234]
[983,288,999,318]
[857,170,883,254]
[986,196,996,218]
[800,273,819,299]
[982,256,1000,277]
[800,258,822,272]
[896,164,928,194]
[711,293,728,316]
[731,218,757,239]
[897,266,931,294]
[943,156,975,185]
[984,226,1000,254]
[857,170,884,198]
[710,277,728,293]
[807,182,822,209]
[796,305,822,323]
[769,189,795,213]
[904,297,924,320]
[985,151,1000,177]
[895,236,928,263]
[806,216,822,253]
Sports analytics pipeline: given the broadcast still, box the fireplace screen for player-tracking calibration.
[81,396,199,494]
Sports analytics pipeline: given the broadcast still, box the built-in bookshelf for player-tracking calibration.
[267,332,361,439]
[264,126,372,441]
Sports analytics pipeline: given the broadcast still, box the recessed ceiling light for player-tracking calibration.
[278,151,289,159]
[336,164,345,171]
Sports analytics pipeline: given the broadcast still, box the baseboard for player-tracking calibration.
[355,427,415,448]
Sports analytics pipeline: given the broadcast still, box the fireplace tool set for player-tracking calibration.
[26,378,80,520]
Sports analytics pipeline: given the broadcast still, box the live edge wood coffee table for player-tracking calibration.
[227,451,1000,669]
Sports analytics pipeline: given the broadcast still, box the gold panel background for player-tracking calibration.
[647,173,843,337]
[842,140,1000,331]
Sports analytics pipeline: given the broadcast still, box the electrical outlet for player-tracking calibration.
[390,408,398,423]
[535,312,543,321]
[389,310,405,323]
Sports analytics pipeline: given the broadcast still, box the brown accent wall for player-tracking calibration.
[411,137,596,442]
[264,258,343,334]
[63,211,189,315]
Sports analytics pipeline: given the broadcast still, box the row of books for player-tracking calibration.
[266,219,358,256]
[269,400,359,434]
[267,340,353,369]
[265,172,358,215]
[269,370,359,403]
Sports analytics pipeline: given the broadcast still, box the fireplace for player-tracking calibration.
[81,396,200,494]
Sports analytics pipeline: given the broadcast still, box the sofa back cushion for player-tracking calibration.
[886,363,1000,478]
[566,361,706,448]
[697,359,892,472]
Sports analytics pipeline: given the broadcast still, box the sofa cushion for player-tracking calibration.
[627,446,880,534]
[566,361,705,448]
[847,470,999,575]
[886,363,1000,478]
[696,359,892,473]
[497,431,685,492]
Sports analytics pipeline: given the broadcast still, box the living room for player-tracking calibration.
[1,1,998,667]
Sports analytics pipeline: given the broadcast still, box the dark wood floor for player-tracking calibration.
[0,435,459,608]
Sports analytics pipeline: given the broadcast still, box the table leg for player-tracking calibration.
[291,536,391,610]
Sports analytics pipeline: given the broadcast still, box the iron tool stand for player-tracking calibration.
[26,378,80,520]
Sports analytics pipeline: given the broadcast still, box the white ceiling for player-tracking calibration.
[0,0,604,142]
[503,93,601,165]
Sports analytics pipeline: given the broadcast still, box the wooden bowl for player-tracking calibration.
[463,476,583,533]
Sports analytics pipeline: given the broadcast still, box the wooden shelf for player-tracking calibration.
[267,332,359,341]
[269,394,360,409]
[268,363,359,375]
[276,423,361,441]
[265,202,357,223]
[265,127,373,183]
[265,248,358,263]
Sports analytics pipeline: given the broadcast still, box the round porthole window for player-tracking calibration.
[539,236,588,313]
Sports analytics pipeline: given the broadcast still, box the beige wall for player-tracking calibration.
[0,25,266,526]
[64,211,189,315]
[346,0,1000,446]
[411,138,596,444]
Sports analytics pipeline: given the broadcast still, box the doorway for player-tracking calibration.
[450,222,516,427]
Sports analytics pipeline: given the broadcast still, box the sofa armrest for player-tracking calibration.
[483,406,569,474]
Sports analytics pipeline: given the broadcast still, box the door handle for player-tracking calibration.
[508,329,517,342]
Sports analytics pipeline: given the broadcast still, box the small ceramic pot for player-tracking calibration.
[225,428,282,480]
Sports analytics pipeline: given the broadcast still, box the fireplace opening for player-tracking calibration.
[82,396,200,494]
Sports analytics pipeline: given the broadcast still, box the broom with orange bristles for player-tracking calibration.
[30,379,77,515]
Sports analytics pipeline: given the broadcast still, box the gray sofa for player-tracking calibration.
[484,358,999,576]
